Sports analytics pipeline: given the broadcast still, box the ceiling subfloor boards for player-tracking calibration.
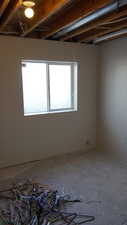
[0,0,22,32]
[0,0,10,17]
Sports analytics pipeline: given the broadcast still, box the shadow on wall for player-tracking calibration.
[97,38,127,161]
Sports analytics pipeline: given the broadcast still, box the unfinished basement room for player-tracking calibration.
[1,0,127,225]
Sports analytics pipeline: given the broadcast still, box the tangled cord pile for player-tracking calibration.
[0,180,95,225]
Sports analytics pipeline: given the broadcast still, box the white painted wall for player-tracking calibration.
[0,36,97,167]
[98,38,127,159]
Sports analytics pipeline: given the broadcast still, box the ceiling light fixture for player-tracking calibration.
[22,0,35,7]
[22,0,35,19]
[24,7,34,18]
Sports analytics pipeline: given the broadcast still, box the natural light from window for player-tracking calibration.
[21,60,77,115]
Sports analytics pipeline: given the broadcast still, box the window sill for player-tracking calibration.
[24,108,78,117]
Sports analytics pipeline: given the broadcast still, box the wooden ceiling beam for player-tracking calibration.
[21,0,74,37]
[78,19,127,42]
[61,7,127,41]
[0,0,22,32]
[0,0,10,16]
[40,0,113,39]
[94,28,127,44]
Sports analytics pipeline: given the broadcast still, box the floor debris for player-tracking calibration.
[0,180,95,225]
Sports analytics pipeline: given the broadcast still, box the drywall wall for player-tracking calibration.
[98,38,127,159]
[0,36,97,167]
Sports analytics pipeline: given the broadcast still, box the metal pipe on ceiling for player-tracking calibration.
[52,0,127,39]
[94,28,127,44]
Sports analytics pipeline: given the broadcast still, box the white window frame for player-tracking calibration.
[21,60,78,116]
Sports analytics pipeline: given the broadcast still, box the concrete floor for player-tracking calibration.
[0,150,127,225]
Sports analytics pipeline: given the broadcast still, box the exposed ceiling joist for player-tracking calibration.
[54,0,127,40]
[94,28,127,43]
[0,0,127,44]
[54,3,117,39]
[40,0,114,39]
[61,6,127,41]
[0,0,22,32]
[21,0,73,37]
[78,19,127,42]
[0,0,10,17]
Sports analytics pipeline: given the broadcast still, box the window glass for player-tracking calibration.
[22,62,47,114]
[49,64,72,110]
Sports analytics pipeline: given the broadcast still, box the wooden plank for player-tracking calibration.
[21,0,74,37]
[61,7,127,41]
[0,0,22,31]
[78,19,127,42]
[39,0,113,39]
[0,0,10,16]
